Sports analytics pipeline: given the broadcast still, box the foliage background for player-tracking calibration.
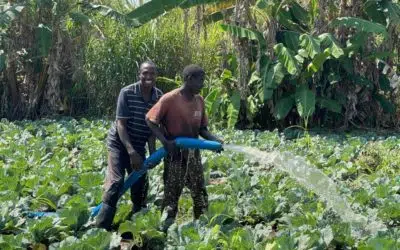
[1,0,400,130]
[0,119,398,249]
[1,1,400,248]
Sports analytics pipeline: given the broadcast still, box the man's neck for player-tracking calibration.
[140,83,152,100]
[180,86,194,100]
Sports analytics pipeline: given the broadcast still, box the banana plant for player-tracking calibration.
[204,70,241,129]
[83,0,226,28]
[220,0,399,127]
[81,0,400,128]
[0,3,25,71]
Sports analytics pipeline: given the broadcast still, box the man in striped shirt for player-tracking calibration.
[96,61,163,230]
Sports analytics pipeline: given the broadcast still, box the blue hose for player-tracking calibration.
[26,138,222,219]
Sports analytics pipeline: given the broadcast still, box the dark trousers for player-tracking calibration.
[162,149,208,225]
[96,149,148,230]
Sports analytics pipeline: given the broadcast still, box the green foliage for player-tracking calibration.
[122,0,221,26]
[318,33,344,59]
[83,9,223,116]
[275,95,294,120]
[220,24,266,50]
[317,97,342,114]
[0,4,24,28]
[56,229,112,250]
[59,198,90,233]
[374,93,396,114]
[299,34,321,59]
[247,11,395,127]
[330,17,388,38]
[118,208,164,248]
[27,217,61,244]
[274,43,299,75]
[69,12,91,25]
[36,24,52,57]
[2,0,399,130]
[82,3,140,27]
[0,234,26,250]
[227,91,241,129]
[214,0,398,129]
[1,120,400,248]
[156,76,180,93]
[262,62,285,99]
[358,236,399,250]
[295,85,315,118]
[202,69,249,128]
[205,88,220,114]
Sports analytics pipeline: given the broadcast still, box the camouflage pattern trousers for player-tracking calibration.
[162,148,208,222]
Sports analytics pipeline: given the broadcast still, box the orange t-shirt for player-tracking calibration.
[146,88,208,139]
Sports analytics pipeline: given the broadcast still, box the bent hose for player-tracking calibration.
[26,138,222,218]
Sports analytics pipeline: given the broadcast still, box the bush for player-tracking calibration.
[77,9,225,117]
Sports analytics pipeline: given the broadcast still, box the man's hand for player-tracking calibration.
[163,140,176,154]
[215,138,224,153]
[128,149,143,171]
[145,161,157,169]
[215,137,224,144]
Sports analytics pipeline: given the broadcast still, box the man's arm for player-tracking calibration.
[146,118,175,152]
[117,119,134,152]
[148,134,156,155]
[199,127,223,144]
[117,119,143,169]
[198,98,223,143]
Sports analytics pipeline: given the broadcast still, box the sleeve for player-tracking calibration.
[200,97,208,128]
[146,95,169,125]
[156,88,164,99]
[116,89,133,119]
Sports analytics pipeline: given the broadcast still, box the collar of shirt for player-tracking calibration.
[135,82,158,101]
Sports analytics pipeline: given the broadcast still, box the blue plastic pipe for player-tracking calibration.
[26,138,222,219]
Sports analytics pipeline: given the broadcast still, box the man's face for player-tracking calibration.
[187,74,205,95]
[139,64,156,89]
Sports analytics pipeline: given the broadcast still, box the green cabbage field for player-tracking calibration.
[0,119,399,249]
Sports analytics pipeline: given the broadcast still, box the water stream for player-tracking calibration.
[223,144,386,236]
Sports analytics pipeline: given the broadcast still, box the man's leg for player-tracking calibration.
[126,164,148,214]
[186,150,208,219]
[160,150,185,231]
[96,150,128,231]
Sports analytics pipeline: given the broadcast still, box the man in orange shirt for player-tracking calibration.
[146,65,223,231]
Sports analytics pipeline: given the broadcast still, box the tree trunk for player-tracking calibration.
[202,5,208,41]
[42,22,63,115]
[6,55,19,116]
[263,18,278,60]
[195,6,202,43]
[5,20,20,119]
[314,0,328,34]
[233,0,252,128]
[337,0,349,42]
[183,9,191,65]
[29,64,49,118]
[19,7,38,118]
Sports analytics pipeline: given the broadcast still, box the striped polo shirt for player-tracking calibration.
[107,82,163,156]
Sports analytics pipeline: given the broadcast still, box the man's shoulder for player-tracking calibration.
[196,94,205,102]
[153,86,163,98]
[121,83,139,94]
[159,88,179,101]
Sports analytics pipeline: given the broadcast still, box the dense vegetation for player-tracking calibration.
[1,0,400,130]
[1,1,400,249]
[0,119,399,249]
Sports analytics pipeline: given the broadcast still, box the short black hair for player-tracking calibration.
[140,60,157,71]
[183,64,205,81]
